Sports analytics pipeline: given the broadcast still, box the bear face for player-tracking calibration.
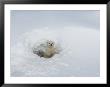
[46,40,55,48]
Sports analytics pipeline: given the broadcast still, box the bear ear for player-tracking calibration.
[48,40,52,42]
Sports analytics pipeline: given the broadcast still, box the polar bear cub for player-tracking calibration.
[32,40,61,58]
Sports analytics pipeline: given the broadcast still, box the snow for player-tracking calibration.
[11,26,100,77]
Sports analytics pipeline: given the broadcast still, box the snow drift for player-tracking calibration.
[11,26,100,77]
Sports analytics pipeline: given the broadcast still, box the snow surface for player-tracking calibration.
[11,26,100,77]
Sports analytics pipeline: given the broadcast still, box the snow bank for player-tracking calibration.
[11,26,100,77]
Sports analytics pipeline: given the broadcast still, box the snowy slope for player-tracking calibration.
[11,26,100,77]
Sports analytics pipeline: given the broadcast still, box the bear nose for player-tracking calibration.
[50,44,53,46]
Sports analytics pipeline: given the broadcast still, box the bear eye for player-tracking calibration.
[48,43,51,45]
